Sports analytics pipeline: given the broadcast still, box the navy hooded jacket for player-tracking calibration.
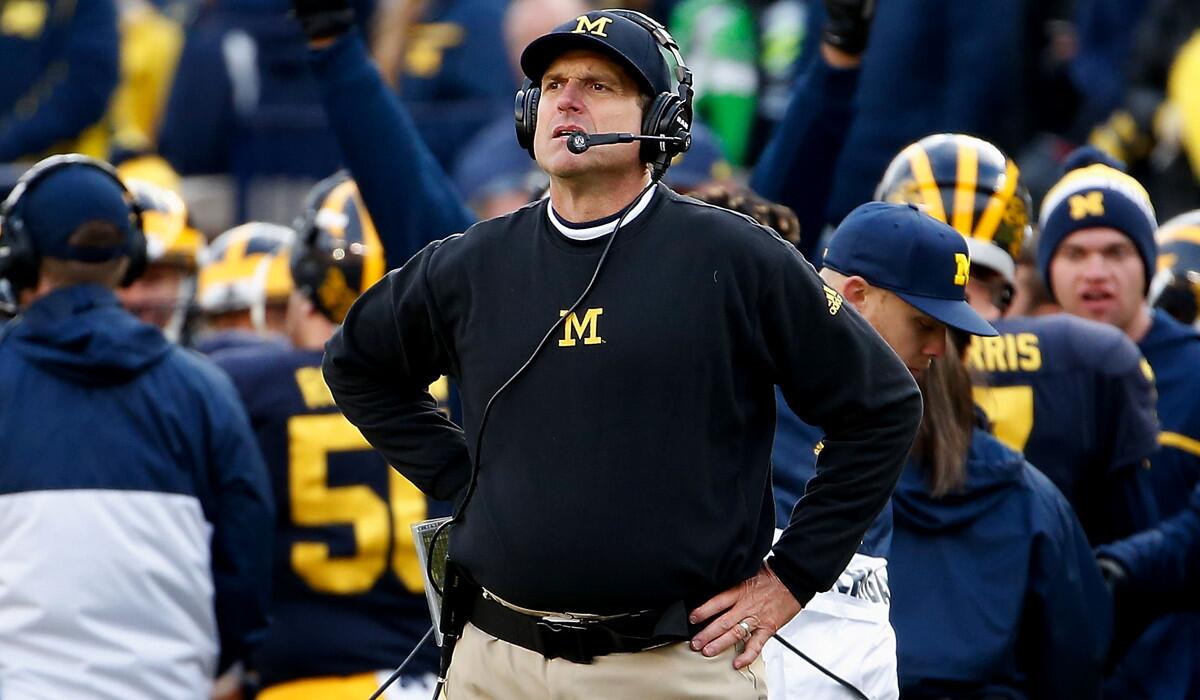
[0,285,274,689]
[1138,310,1200,518]
[890,427,1110,699]
[1100,482,1199,599]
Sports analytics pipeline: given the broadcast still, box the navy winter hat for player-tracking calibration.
[823,202,998,337]
[520,10,672,97]
[1037,163,1157,296]
[14,164,136,262]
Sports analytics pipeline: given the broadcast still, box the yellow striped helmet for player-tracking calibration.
[123,178,204,270]
[875,133,1032,284]
[1151,210,1200,325]
[290,173,385,324]
[197,222,295,315]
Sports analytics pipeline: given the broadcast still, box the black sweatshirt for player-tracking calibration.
[323,185,921,613]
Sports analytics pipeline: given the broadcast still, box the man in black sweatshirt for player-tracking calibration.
[321,9,921,698]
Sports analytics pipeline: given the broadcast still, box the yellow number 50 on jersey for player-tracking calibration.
[972,385,1034,452]
[288,413,426,595]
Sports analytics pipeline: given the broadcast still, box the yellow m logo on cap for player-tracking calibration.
[1068,191,1105,220]
[954,253,970,287]
[572,15,612,37]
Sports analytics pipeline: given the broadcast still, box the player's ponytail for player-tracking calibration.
[910,331,973,497]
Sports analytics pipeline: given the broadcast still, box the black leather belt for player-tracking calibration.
[469,593,694,664]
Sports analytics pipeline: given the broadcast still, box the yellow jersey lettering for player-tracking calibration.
[982,336,1008,372]
[287,413,428,596]
[965,337,986,371]
[295,367,336,409]
[1004,333,1018,371]
[288,414,389,594]
[559,308,604,347]
[1068,191,1105,220]
[572,15,613,37]
[953,252,970,286]
[1016,333,1042,371]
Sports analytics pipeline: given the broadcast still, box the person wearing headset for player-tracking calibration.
[0,155,274,698]
[312,6,921,697]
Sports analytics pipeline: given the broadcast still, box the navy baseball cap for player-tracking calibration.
[520,10,672,97]
[823,202,998,337]
[11,163,136,262]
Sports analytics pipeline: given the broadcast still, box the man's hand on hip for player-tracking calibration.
[688,563,803,669]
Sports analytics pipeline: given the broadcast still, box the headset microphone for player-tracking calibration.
[565,131,691,155]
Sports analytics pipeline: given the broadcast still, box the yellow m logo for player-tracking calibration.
[559,308,604,347]
[954,252,970,286]
[1068,192,1105,220]
[572,15,612,37]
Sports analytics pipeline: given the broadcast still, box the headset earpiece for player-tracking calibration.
[515,79,540,159]
[119,197,148,288]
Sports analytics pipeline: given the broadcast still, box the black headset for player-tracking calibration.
[0,154,147,295]
[513,9,694,179]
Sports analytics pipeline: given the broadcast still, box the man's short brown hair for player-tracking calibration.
[40,221,130,289]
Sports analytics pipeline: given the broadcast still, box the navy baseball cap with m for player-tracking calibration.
[824,202,998,337]
[520,10,672,96]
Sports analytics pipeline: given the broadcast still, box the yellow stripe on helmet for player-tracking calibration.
[973,159,1020,243]
[953,137,979,235]
[1158,226,1200,248]
[905,144,947,223]
[355,189,386,293]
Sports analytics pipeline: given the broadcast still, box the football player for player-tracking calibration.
[878,134,1160,545]
[193,221,294,354]
[212,174,442,700]
[115,178,204,343]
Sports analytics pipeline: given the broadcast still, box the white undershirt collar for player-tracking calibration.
[547,186,657,241]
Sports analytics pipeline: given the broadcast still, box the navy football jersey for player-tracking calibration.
[213,344,445,686]
[967,314,1159,544]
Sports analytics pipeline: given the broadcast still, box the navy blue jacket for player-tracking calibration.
[1139,310,1200,518]
[749,55,859,261]
[891,428,1110,699]
[824,1,1030,224]
[0,285,274,673]
[1101,483,1199,600]
[0,0,119,160]
[308,31,474,271]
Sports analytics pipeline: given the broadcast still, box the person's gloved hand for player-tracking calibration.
[291,0,355,44]
[823,0,876,56]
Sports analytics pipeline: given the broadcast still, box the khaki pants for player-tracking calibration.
[444,622,768,700]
